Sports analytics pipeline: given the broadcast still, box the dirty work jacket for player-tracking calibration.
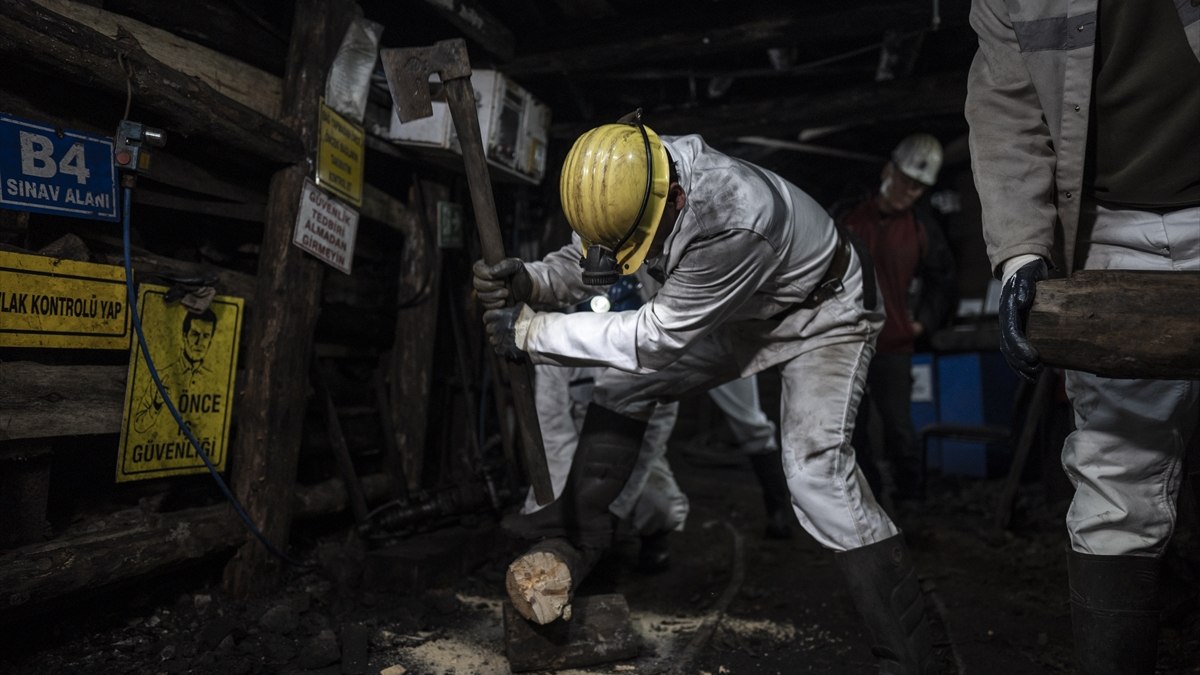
[965,0,1200,276]
[520,135,848,376]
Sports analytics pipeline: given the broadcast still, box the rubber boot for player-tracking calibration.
[835,534,933,674]
[565,404,648,549]
[748,450,796,540]
[1068,550,1161,675]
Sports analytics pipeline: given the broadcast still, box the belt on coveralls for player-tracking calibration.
[797,231,853,309]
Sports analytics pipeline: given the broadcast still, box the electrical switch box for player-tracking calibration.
[383,70,550,185]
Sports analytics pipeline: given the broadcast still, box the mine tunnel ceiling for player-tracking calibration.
[101,0,977,195]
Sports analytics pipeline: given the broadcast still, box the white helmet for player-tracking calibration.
[891,133,942,187]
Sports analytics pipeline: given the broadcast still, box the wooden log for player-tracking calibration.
[1,503,239,613]
[0,0,301,164]
[0,363,127,440]
[31,0,282,119]
[505,537,604,625]
[221,0,354,598]
[503,593,640,673]
[1027,270,1200,380]
[0,473,390,615]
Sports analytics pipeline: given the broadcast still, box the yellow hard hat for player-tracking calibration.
[559,120,669,283]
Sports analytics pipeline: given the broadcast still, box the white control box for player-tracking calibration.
[384,70,550,185]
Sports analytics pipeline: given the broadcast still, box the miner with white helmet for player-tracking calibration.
[474,112,935,673]
[835,133,956,507]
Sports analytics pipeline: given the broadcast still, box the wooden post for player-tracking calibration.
[221,0,355,597]
[1027,270,1200,380]
[387,181,445,493]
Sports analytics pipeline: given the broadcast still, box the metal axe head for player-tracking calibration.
[381,39,472,123]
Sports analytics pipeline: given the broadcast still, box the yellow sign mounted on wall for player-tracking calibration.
[315,99,364,207]
[117,284,244,482]
[0,250,129,349]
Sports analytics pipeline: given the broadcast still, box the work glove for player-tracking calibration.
[998,258,1047,381]
[483,303,533,360]
[472,258,533,311]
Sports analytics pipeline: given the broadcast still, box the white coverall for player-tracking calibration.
[517,135,896,552]
[966,0,1200,556]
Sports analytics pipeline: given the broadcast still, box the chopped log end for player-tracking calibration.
[505,550,573,625]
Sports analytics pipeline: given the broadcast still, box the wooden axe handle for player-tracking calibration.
[441,76,554,505]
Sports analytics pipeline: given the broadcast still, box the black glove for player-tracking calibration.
[483,303,529,360]
[472,258,533,311]
[998,258,1047,381]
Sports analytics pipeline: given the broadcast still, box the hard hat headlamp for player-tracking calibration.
[580,109,655,286]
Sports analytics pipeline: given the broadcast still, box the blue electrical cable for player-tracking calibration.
[121,185,311,569]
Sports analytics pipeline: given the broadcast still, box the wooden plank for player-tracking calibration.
[222,0,357,598]
[504,594,640,673]
[32,0,282,119]
[1027,270,1200,380]
[0,0,302,164]
[0,363,127,440]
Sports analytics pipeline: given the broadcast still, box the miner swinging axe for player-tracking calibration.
[381,39,554,505]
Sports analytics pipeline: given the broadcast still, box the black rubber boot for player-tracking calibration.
[1068,550,1161,675]
[835,534,933,675]
[565,404,648,549]
[748,450,796,540]
[502,404,647,549]
[637,530,672,573]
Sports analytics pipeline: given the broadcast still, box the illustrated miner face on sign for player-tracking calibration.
[181,309,217,365]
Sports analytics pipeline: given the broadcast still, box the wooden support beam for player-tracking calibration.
[387,181,445,493]
[553,72,968,142]
[505,3,962,76]
[415,0,514,61]
[31,0,282,119]
[0,0,302,164]
[1028,270,1200,380]
[222,0,356,598]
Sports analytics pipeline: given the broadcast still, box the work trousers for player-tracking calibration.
[593,252,898,552]
[853,352,921,500]
[524,364,689,536]
[708,375,780,455]
[1063,203,1200,556]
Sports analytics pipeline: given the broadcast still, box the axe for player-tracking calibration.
[381,39,554,505]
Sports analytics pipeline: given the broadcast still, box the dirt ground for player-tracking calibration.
[4,388,1199,675]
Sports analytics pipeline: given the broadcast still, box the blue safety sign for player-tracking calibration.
[0,112,118,222]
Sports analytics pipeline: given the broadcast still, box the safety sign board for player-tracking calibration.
[0,112,118,222]
[117,284,243,482]
[315,100,364,207]
[292,177,359,274]
[0,250,129,349]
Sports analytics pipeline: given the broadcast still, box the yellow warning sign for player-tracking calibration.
[0,250,129,349]
[315,99,364,207]
[117,284,243,482]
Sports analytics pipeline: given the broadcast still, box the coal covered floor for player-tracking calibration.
[3,387,1198,674]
